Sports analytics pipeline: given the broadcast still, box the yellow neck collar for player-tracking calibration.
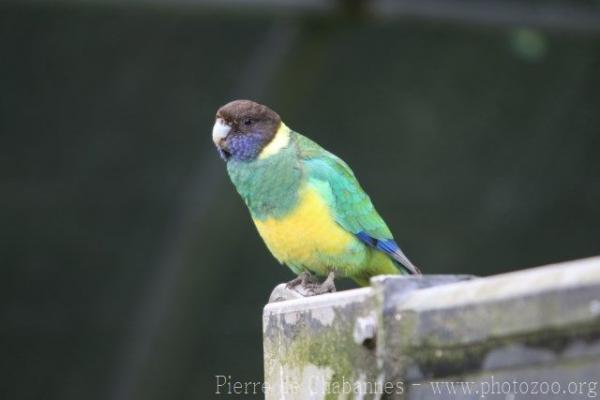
[258,122,291,160]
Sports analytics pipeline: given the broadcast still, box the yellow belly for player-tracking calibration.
[252,185,354,273]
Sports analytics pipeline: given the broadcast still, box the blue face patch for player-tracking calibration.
[226,132,265,161]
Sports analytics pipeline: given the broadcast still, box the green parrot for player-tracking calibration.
[212,100,420,294]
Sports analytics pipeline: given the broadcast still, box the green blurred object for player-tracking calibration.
[510,28,547,62]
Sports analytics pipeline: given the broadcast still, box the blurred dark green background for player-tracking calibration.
[2,1,600,399]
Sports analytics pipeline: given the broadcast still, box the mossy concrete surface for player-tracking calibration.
[263,257,600,399]
[263,287,380,399]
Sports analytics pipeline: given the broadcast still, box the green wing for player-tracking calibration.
[295,133,420,274]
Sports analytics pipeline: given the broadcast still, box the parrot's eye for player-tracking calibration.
[242,117,254,126]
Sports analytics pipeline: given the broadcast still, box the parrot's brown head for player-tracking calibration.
[212,100,283,161]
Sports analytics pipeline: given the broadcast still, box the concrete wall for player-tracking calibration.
[264,257,600,399]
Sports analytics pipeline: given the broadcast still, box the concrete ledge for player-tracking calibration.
[263,257,600,399]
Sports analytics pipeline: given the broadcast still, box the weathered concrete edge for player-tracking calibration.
[264,255,600,329]
[374,257,600,383]
[263,287,379,400]
[395,256,600,312]
[264,287,372,317]
[262,256,600,398]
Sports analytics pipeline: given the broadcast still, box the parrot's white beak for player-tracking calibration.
[212,118,231,147]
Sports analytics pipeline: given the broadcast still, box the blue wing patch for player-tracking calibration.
[355,231,421,275]
[356,231,376,247]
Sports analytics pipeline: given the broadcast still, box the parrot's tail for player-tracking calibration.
[375,239,422,275]
[351,249,421,287]
[391,250,422,275]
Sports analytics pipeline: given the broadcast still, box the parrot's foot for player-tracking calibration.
[302,271,337,296]
[285,271,336,296]
[286,271,318,289]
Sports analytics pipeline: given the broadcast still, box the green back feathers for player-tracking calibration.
[296,133,419,274]
[295,134,394,241]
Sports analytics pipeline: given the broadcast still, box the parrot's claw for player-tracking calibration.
[285,271,336,296]
[295,271,337,296]
[286,271,317,289]
[316,271,337,294]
